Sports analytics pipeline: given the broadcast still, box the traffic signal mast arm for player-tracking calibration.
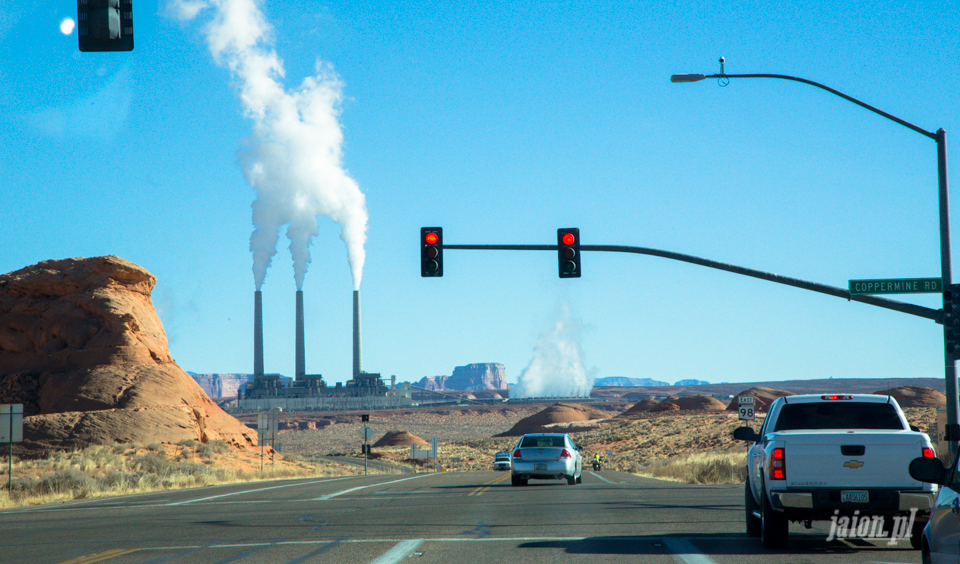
[440,242,941,322]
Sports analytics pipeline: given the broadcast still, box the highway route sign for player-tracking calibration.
[738,396,755,421]
[359,424,374,441]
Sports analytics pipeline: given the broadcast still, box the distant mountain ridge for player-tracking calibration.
[594,377,710,387]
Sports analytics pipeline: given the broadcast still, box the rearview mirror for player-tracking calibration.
[909,457,947,485]
[733,426,760,442]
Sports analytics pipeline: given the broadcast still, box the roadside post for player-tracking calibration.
[257,409,279,472]
[1,404,23,491]
[738,396,755,423]
[359,419,373,476]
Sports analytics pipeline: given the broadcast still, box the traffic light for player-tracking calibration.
[945,284,960,357]
[557,228,580,278]
[78,0,134,52]
[421,227,443,277]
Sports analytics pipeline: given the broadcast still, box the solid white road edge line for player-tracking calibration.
[313,473,438,501]
[369,539,425,564]
[589,472,617,484]
[168,476,357,506]
[663,538,718,564]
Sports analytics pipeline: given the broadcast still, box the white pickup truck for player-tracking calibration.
[734,393,936,549]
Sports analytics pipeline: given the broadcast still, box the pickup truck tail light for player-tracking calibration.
[770,448,786,480]
[923,447,936,458]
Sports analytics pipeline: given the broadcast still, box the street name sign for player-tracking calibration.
[849,278,942,295]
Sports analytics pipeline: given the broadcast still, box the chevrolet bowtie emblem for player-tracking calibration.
[844,460,864,469]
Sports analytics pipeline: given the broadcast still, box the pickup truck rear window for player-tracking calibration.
[773,402,905,431]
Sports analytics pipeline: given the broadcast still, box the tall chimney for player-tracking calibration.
[353,290,362,379]
[254,291,264,377]
[295,290,305,380]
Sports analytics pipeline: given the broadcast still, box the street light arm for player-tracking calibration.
[704,73,937,140]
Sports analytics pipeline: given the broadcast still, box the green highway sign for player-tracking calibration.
[849,278,942,295]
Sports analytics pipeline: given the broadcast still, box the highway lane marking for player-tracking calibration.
[57,548,140,564]
[138,540,222,564]
[662,538,718,564]
[210,537,289,564]
[468,473,511,495]
[589,471,616,484]
[168,476,357,506]
[313,473,438,500]
[370,539,424,564]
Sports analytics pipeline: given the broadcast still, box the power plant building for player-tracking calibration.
[238,290,412,411]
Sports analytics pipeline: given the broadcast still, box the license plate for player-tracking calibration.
[841,490,869,503]
[535,463,547,471]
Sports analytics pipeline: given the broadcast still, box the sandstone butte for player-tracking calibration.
[0,256,257,454]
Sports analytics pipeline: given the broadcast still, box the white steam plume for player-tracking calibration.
[173,0,368,290]
[511,303,594,399]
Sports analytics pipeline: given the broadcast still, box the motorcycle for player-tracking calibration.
[591,458,603,471]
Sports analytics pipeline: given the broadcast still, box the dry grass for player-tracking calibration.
[633,451,748,484]
[0,440,367,509]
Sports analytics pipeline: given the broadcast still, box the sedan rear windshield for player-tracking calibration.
[773,402,905,431]
[520,436,566,448]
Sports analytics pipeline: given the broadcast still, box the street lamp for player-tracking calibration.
[672,58,956,451]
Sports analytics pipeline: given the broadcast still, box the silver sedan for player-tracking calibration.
[510,433,583,486]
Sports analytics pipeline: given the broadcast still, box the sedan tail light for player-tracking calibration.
[560,449,572,459]
[513,450,522,458]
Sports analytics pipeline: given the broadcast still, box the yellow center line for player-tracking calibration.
[467,473,511,496]
[58,548,140,564]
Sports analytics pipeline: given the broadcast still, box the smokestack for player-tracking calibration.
[254,291,264,376]
[295,290,305,379]
[353,290,362,379]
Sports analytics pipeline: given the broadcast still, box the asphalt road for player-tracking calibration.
[0,471,922,564]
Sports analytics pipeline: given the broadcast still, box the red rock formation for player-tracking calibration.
[619,398,659,416]
[0,256,257,452]
[373,430,429,447]
[656,395,727,411]
[498,402,611,436]
[874,386,946,408]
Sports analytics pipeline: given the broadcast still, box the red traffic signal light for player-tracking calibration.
[421,227,443,277]
[558,228,580,278]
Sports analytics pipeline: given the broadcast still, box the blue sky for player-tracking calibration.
[2,0,959,389]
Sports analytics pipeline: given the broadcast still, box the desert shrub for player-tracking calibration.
[282,454,300,463]
[129,453,175,476]
[176,439,198,448]
[195,440,229,459]
[97,471,137,491]
[146,443,164,452]
[34,468,95,498]
[112,443,135,455]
